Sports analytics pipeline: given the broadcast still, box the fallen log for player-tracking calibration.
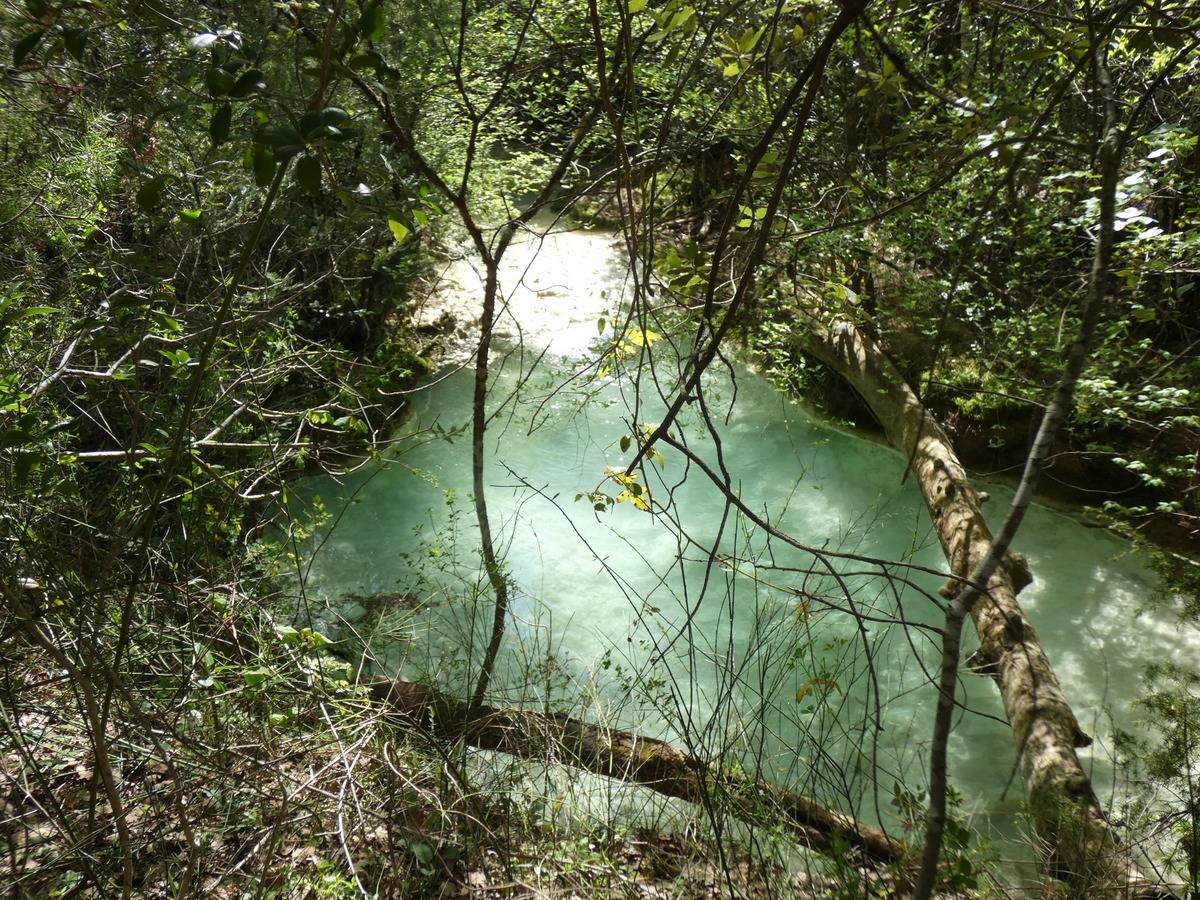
[368,677,906,867]
[798,315,1173,897]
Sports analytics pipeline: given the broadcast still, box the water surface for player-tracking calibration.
[295,219,1195,866]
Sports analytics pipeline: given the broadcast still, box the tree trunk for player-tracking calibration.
[370,677,906,868]
[798,316,1174,897]
[468,261,511,710]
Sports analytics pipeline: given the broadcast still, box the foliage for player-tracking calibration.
[3,0,1199,895]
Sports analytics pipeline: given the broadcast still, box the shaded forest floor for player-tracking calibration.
[2,641,916,899]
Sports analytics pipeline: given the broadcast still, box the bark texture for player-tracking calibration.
[800,317,1174,897]
[369,677,905,867]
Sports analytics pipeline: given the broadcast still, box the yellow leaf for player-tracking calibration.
[615,485,651,511]
[795,677,838,704]
[623,328,663,348]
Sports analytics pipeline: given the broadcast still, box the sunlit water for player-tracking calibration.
[294,217,1196,873]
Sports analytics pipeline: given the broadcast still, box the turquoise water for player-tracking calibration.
[292,222,1196,865]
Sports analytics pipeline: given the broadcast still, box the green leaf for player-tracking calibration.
[256,124,304,160]
[13,306,56,320]
[13,29,46,66]
[15,448,42,486]
[668,7,693,28]
[299,110,323,137]
[321,107,350,127]
[230,68,266,98]
[179,208,203,222]
[387,218,409,243]
[251,144,276,187]
[628,0,647,11]
[242,666,271,688]
[1011,47,1056,62]
[303,629,333,649]
[408,840,434,865]
[63,28,89,61]
[295,155,321,194]
[209,104,232,145]
[300,108,351,142]
[204,67,236,96]
[722,60,741,77]
[738,25,765,52]
[150,310,182,335]
[348,52,381,70]
[258,124,304,148]
[136,174,169,212]
[158,348,191,366]
[298,108,336,135]
[189,32,220,51]
[359,2,385,40]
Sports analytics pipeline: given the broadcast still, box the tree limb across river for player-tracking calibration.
[799,314,1176,898]
[368,677,906,869]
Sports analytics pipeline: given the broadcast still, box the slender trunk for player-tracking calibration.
[373,677,906,866]
[913,602,966,898]
[351,67,600,714]
[469,263,510,709]
[1186,714,1198,895]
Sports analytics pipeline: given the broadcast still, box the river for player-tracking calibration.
[294,215,1196,879]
